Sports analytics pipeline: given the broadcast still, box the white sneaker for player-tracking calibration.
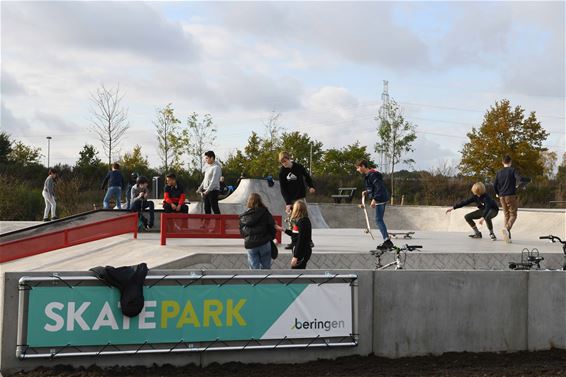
[502,229,510,243]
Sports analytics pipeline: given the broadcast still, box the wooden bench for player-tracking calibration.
[331,187,357,204]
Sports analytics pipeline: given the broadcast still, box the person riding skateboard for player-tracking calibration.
[355,160,392,250]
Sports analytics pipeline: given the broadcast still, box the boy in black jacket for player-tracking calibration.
[446,182,499,240]
[493,155,524,243]
[278,151,316,249]
[355,160,392,250]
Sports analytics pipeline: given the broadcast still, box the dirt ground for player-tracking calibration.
[7,349,566,377]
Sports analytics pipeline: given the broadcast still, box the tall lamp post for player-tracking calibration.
[46,136,52,168]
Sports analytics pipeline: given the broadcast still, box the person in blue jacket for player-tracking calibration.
[101,163,124,209]
[355,160,392,250]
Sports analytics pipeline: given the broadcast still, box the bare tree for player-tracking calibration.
[89,84,129,167]
[154,104,182,173]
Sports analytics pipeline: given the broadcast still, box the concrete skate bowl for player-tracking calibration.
[189,178,329,228]
[311,203,565,238]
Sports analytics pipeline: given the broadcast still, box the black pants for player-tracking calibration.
[204,190,221,214]
[464,208,498,232]
[163,203,189,213]
[131,200,155,227]
[291,257,310,270]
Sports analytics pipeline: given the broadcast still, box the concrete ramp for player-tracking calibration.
[190,179,329,228]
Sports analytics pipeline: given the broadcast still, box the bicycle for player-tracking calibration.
[508,248,544,270]
[370,244,423,270]
[539,235,566,271]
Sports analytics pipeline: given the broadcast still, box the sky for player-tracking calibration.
[1,1,564,172]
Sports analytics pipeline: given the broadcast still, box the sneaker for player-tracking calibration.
[468,232,482,239]
[43,218,50,222]
[377,239,394,250]
[490,233,497,241]
[51,216,59,220]
[143,224,150,231]
[502,229,510,243]
[285,243,294,250]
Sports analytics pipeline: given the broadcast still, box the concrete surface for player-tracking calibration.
[2,269,564,373]
[373,271,528,357]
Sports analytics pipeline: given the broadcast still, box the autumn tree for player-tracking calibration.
[459,99,549,179]
[540,150,558,180]
[375,99,417,200]
[154,104,182,173]
[89,84,129,167]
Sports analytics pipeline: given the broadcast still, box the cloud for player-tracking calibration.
[214,2,431,70]
[1,71,27,96]
[1,2,199,62]
[1,102,32,134]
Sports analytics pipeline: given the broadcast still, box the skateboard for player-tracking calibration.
[359,195,375,240]
[388,231,415,239]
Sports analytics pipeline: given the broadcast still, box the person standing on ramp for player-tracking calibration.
[355,160,393,250]
[278,151,316,249]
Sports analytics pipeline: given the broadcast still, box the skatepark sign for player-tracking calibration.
[19,275,355,355]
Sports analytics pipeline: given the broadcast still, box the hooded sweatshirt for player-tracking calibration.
[279,162,315,205]
[364,169,389,203]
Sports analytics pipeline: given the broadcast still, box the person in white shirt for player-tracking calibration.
[196,150,222,214]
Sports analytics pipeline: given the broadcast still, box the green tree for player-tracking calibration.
[375,99,417,200]
[154,104,182,173]
[321,142,371,176]
[0,132,13,163]
[280,131,324,174]
[183,112,216,175]
[8,140,42,166]
[75,144,102,169]
[459,99,549,178]
[120,145,150,174]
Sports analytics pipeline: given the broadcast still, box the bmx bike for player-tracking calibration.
[371,244,422,270]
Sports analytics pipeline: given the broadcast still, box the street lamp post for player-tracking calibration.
[46,136,52,168]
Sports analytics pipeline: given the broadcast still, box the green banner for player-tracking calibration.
[27,284,308,347]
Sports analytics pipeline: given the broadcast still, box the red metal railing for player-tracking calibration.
[0,213,138,263]
[160,213,282,246]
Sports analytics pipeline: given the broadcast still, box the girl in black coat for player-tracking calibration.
[276,199,312,269]
[239,193,276,269]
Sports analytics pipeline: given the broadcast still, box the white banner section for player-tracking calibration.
[261,283,353,339]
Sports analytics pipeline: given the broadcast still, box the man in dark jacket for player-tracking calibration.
[493,155,524,243]
[101,163,124,209]
[278,151,316,249]
[356,160,392,250]
[446,182,499,240]
[163,173,188,213]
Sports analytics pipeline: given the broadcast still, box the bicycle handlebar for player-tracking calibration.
[539,235,565,244]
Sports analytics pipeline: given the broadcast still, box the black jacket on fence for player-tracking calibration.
[239,207,276,249]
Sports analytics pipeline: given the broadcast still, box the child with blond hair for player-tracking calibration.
[446,182,499,240]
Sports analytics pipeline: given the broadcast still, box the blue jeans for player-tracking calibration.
[375,203,389,240]
[247,241,272,269]
[103,186,122,209]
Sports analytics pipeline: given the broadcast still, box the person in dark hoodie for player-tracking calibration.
[276,199,312,269]
[446,182,499,240]
[355,160,392,250]
[240,193,276,269]
[101,163,124,209]
[278,151,316,250]
[494,155,526,243]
